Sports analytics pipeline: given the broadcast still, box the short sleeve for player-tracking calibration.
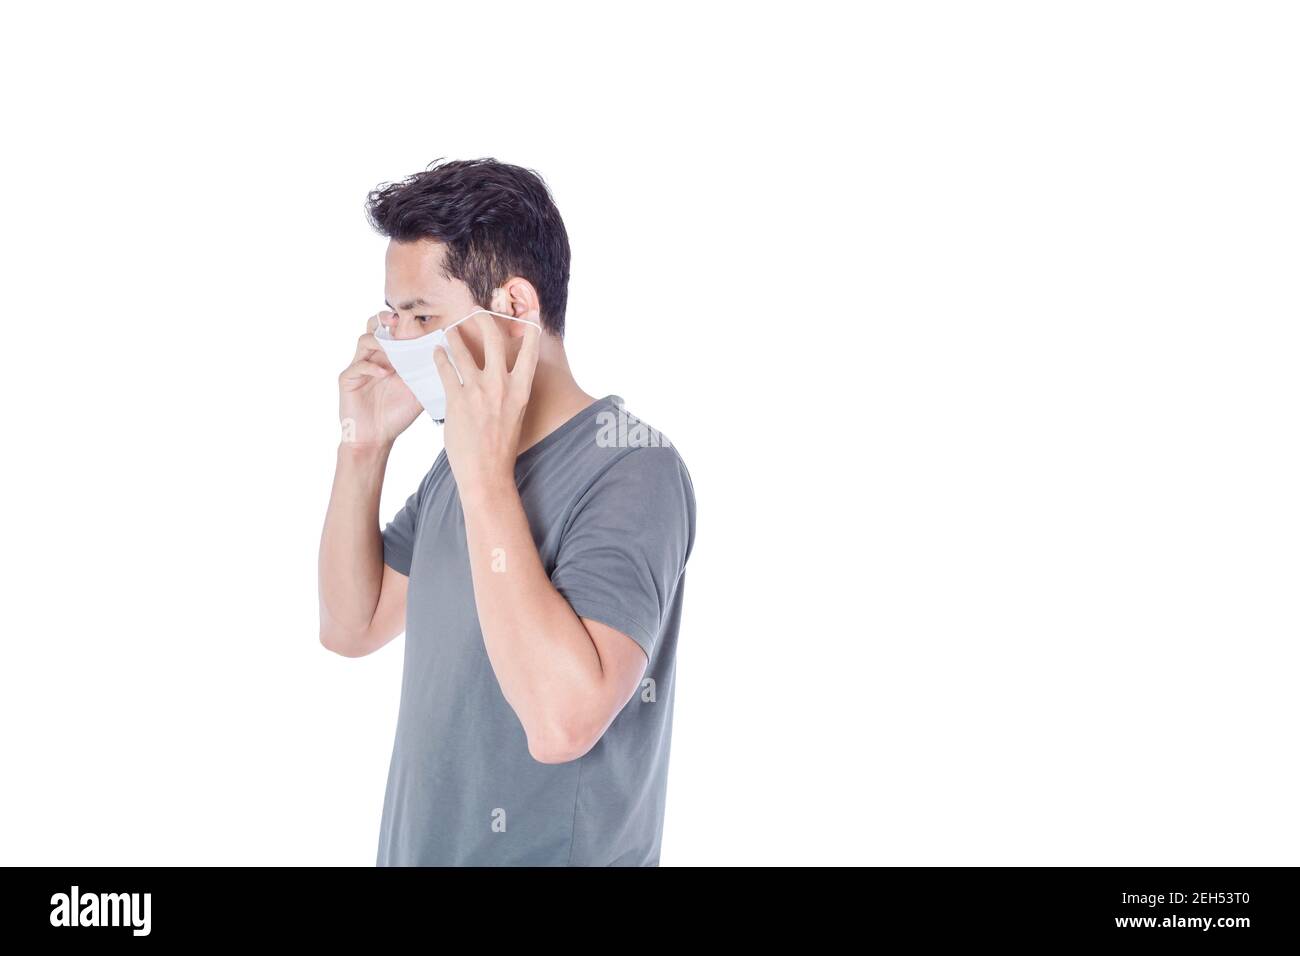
[381,484,423,577]
[550,446,696,660]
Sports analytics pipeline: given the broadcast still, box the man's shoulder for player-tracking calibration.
[563,399,697,566]
[588,398,692,493]
[574,404,695,572]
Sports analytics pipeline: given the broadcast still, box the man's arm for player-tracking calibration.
[317,312,422,657]
[318,443,409,658]
[460,480,649,763]
[434,314,650,763]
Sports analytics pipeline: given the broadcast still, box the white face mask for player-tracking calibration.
[373,305,542,423]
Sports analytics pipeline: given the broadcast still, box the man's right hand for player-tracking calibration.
[338,311,422,447]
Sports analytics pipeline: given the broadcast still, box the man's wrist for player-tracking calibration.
[337,439,393,469]
[457,472,518,510]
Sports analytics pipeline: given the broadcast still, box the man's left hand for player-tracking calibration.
[433,313,542,500]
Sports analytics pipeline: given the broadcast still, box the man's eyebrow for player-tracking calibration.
[384,296,435,311]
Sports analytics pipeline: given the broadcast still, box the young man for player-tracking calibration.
[317,158,696,866]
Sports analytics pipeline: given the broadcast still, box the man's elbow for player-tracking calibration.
[319,623,372,658]
[525,712,600,765]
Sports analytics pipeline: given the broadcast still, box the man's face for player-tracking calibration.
[382,238,482,341]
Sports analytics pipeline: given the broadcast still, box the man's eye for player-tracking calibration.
[416,315,432,323]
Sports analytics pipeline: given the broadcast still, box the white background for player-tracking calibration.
[2,1,1297,866]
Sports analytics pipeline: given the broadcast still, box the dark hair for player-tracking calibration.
[365,157,571,336]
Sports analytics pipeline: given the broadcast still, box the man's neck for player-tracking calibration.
[517,355,599,456]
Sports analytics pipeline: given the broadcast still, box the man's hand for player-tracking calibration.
[433,312,542,495]
[338,311,422,448]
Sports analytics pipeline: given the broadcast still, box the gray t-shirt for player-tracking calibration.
[376,394,696,866]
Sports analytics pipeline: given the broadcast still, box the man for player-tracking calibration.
[317,158,697,866]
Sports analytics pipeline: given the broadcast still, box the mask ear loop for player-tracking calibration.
[447,309,542,334]
[438,310,543,386]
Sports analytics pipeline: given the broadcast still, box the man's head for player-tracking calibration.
[366,158,571,343]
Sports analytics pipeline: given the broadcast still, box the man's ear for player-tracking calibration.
[494,278,542,325]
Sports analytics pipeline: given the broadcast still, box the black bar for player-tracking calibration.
[3,866,1293,943]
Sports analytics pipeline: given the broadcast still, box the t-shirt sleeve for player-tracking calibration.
[381,483,423,577]
[550,447,696,660]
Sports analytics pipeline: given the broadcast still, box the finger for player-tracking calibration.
[442,325,478,378]
[339,359,392,389]
[354,330,384,363]
[367,310,393,334]
[510,321,543,398]
[432,344,462,395]
[475,311,506,373]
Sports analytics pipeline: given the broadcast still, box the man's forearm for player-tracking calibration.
[460,482,606,754]
[318,442,391,639]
